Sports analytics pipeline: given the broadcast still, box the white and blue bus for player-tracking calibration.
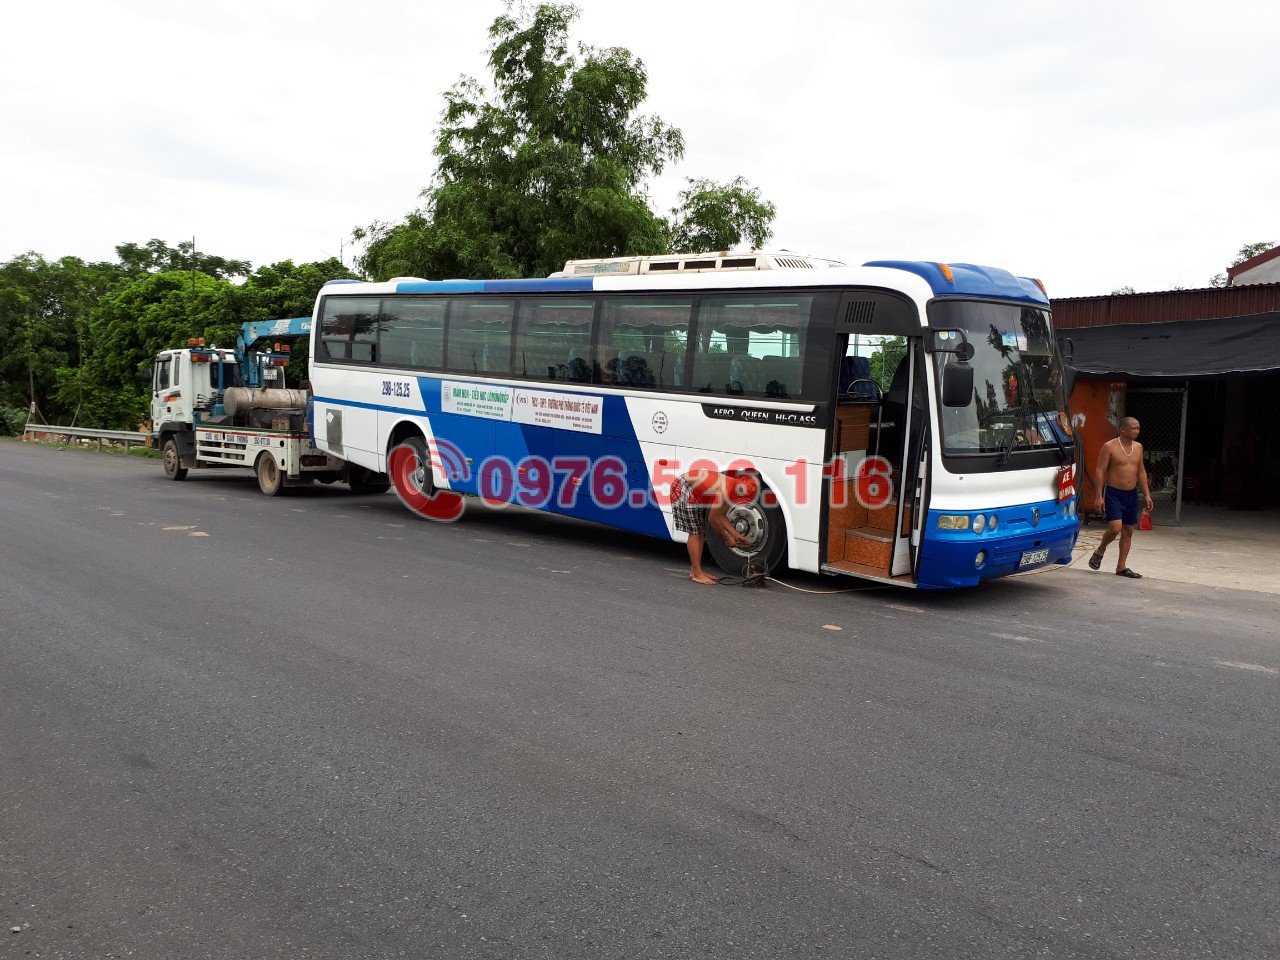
[307,251,1079,589]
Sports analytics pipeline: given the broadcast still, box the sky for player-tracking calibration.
[2,0,1277,298]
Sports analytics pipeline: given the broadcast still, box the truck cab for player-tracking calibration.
[150,347,240,435]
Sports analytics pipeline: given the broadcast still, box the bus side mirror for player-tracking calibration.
[942,362,974,407]
[928,329,974,361]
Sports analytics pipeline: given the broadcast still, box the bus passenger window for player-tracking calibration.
[692,294,811,399]
[597,297,692,390]
[320,296,381,364]
[380,298,445,370]
[515,300,593,382]
[447,299,513,375]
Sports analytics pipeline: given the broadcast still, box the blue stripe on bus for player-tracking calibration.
[863,261,1049,305]
[312,395,421,415]
[415,377,668,539]
[317,384,669,539]
[394,278,594,294]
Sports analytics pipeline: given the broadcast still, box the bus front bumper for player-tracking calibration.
[917,511,1079,589]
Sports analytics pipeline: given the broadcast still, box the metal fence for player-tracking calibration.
[1124,386,1188,523]
[22,423,150,450]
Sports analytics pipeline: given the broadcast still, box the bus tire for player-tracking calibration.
[707,490,787,578]
[389,434,433,500]
[162,438,187,481]
[255,451,287,497]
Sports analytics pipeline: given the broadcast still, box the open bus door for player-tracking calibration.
[823,331,927,584]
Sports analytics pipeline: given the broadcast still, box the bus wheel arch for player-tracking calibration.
[386,424,434,501]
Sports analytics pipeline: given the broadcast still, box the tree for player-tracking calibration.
[358,3,775,281]
[668,177,776,253]
[244,258,357,320]
[116,238,251,280]
[0,253,124,423]
[1209,240,1274,287]
[1111,285,1136,295]
[77,270,259,427]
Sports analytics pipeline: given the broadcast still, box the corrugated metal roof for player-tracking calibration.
[1050,282,1280,329]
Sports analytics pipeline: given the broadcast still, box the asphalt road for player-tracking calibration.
[2,441,1277,959]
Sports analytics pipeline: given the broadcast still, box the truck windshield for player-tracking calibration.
[931,301,1071,457]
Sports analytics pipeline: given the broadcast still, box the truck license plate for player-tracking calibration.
[1019,548,1049,568]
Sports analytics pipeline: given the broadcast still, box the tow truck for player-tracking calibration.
[149,318,390,496]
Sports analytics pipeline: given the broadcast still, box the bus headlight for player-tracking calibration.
[989,514,999,531]
[972,514,986,534]
[975,551,987,568]
[938,515,970,530]
[1068,499,1077,517]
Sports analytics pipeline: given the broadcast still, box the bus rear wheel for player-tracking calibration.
[255,451,286,497]
[707,490,787,578]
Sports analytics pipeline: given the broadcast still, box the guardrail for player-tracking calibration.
[23,424,151,450]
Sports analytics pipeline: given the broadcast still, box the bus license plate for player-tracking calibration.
[1019,548,1049,568]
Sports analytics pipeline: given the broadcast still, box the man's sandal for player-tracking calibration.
[1088,551,1103,570]
[1116,568,1143,579]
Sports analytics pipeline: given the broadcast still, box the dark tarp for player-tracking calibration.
[1059,311,1280,379]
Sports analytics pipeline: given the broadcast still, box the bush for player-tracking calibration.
[0,405,30,436]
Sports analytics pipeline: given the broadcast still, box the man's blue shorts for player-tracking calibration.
[1104,485,1139,526]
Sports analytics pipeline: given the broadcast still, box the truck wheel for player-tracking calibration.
[255,451,286,497]
[163,439,187,481]
[706,487,787,578]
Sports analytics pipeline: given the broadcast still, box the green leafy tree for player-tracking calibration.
[668,177,776,253]
[116,238,251,280]
[79,270,258,426]
[245,258,357,320]
[0,253,125,423]
[359,3,773,281]
[1209,241,1274,287]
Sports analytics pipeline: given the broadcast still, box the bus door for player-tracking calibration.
[823,294,927,581]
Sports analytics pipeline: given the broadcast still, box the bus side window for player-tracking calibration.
[596,296,692,390]
[692,293,811,399]
[319,296,381,364]
[381,297,445,369]
[514,299,593,382]
[447,299,513,375]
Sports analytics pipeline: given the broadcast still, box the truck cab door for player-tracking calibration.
[151,354,172,427]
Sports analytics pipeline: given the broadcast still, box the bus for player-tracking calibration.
[307,251,1079,589]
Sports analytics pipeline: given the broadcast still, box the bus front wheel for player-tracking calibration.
[707,492,787,578]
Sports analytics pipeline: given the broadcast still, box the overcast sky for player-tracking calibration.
[2,0,1276,297]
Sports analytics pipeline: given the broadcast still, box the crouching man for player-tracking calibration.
[671,469,752,585]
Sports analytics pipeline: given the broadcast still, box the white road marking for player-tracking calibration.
[992,632,1047,644]
[822,624,842,631]
[1215,660,1278,675]
[163,525,196,531]
[888,603,925,614]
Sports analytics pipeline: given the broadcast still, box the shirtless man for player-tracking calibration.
[671,470,752,584]
[1088,417,1153,578]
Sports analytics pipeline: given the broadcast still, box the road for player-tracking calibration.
[2,441,1277,959]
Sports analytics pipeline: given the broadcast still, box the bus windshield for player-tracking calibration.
[931,301,1070,457]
